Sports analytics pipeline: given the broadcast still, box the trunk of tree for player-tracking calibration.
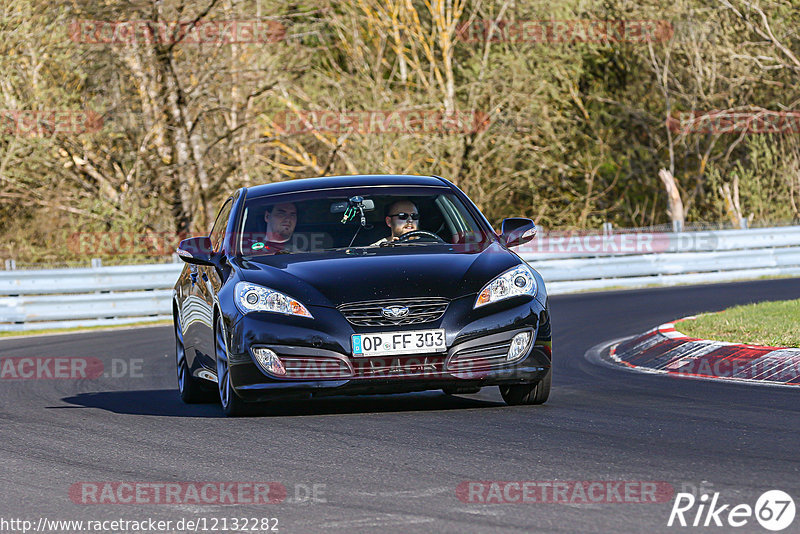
[720,175,745,228]
[658,168,684,230]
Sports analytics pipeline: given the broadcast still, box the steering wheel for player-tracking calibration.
[397,230,445,243]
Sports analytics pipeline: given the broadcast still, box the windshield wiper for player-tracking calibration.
[381,241,432,247]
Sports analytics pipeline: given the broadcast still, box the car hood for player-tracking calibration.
[232,243,521,307]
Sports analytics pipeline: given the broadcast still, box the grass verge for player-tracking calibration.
[677,299,800,348]
[0,319,171,339]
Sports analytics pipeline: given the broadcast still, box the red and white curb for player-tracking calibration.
[609,318,800,386]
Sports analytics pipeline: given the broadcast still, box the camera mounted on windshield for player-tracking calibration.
[332,196,375,228]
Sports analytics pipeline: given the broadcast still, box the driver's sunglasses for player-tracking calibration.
[389,212,420,221]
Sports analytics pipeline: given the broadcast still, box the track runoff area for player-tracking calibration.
[0,278,798,532]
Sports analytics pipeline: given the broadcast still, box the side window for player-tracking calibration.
[209,199,234,253]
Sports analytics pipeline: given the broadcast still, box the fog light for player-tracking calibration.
[507,332,531,362]
[252,347,286,376]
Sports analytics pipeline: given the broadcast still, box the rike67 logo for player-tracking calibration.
[668,490,795,531]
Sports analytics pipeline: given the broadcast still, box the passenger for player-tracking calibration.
[245,202,298,254]
[264,202,297,243]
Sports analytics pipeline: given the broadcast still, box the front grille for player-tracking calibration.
[338,297,449,326]
[278,356,353,379]
[447,341,512,371]
[352,355,446,378]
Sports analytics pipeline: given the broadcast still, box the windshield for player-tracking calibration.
[236,187,491,256]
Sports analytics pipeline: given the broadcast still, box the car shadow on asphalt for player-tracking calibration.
[58,389,224,418]
[59,389,504,417]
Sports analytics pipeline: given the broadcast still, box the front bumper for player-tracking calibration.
[224,294,551,402]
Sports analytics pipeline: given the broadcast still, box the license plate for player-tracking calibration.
[351,329,446,357]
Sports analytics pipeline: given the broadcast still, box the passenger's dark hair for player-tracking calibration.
[265,202,298,218]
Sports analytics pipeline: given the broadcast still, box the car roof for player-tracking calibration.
[244,174,450,198]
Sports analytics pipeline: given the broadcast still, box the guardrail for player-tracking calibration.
[516,226,800,293]
[2,226,799,331]
[0,264,182,331]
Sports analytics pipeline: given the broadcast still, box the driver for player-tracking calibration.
[372,200,420,246]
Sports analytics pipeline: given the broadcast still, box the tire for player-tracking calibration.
[499,369,551,406]
[215,316,254,417]
[175,316,212,403]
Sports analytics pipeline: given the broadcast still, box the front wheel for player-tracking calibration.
[499,369,551,406]
[215,316,254,417]
[175,317,212,403]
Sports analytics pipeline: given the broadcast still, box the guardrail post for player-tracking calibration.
[4,259,15,271]
[672,220,684,233]
[172,253,180,263]
[91,258,102,268]
[602,222,613,236]
[739,217,749,230]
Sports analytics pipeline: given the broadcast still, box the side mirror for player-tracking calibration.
[176,236,215,266]
[500,218,536,247]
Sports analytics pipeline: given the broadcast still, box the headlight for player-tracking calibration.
[235,282,313,318]
[475,264,537,308]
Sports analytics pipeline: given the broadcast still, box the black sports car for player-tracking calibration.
[173,175,551,416]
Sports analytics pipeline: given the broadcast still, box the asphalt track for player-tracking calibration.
[1,278,799,533]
